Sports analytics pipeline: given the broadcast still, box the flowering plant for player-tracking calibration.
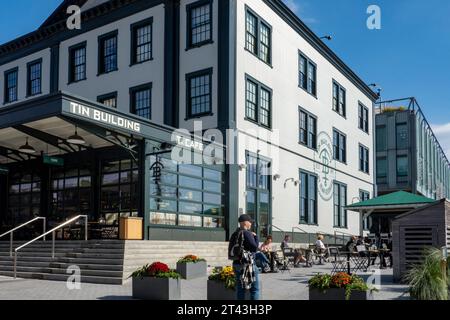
[130,262,180,279]
[208,266,236,290]
[177,255,206,264]
[308,272,376,300]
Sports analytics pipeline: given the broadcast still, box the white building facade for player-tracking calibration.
[0,0,377,242]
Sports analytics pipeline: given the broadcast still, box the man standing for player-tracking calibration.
[228,214,260,300]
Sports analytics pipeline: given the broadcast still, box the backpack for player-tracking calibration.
[228,229,245,261]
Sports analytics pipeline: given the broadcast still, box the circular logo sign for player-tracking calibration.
[314,132,336,201]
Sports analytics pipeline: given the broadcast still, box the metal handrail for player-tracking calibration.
[0,217,46,257]
[13,215,88,279]
[291,227,311,245]
[334,230,354,245]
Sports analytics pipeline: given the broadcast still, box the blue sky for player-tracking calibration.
[0,0,449,156]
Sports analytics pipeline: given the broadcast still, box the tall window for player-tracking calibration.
[186,69,212,118]
[359,103,369,133]
[4,68,18,103]
[298,52,317,96]
[299,108,317,149]
[396,123,408,149]
[360,190,371,230]
[300,171,317,225]
[246,152,271,238]
[359,145,370,174]
[69,43,86,83]
[377,157,387,179]
[98,92,118,108]
[98,31,118,74]
[332,81,346,117]
[333,182,347,228]
[376,125,387,151]
[397,155,409,177]
[245,76,271,128]
[27,60,42,96]
[130,83,152,119]
[131,18,153,64]
[333,129,347,163]
[245,9,272,64]
[187,0,212,48]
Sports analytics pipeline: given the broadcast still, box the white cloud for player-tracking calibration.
[432,122,450,159]
[283,0,318,24]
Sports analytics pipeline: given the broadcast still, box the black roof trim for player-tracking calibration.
[264,0,378,101]
[40,0,89,29]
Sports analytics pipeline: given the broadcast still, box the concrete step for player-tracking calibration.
[0,271,124,285]
[0,265,124,278]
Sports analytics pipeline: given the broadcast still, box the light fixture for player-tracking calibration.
[18,138,36,154]
[320,35,332,41]
[67,127,86,145]
[273,174,281,181]
[284,178,300,188]
[239,164,247,171]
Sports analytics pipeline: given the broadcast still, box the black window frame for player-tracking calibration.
[97,92,118,109]
[130,17,153,65]
[245,74,272,129]
[298,51,317,97]
[333,181,347,228]
[26,58,42,97]
[68,42,87,84]
[185,68,213,119]
[299,107,317,150]
[299,169,318,225]
[358,102,369,133]
[98,30,119,75]
[333,128,347,164]
[4,67,18,104]
[359,144,370,174]
[332,80,346,118]
[359,190,371,230]
[245,6,272,66]
[129,82,152,120]
[186,0,213,49]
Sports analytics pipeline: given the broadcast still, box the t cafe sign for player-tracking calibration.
[175,135,204,152]
[314,132,336,201]
[69,102,141,133]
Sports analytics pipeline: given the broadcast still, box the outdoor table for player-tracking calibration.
[366,249,391,269]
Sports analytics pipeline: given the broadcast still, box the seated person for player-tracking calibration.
[260,236,281,272]
[314,234,328,264]
[281,235,306,267]
[255,236,272,273]
[345,236,358,253]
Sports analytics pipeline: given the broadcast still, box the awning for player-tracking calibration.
[0,91,177,164]
[346,191,437,212]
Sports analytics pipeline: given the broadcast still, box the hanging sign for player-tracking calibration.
[43,155,64,167]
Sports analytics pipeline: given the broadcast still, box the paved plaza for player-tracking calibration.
[0,264,410,300]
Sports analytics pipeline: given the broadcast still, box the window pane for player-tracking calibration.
[396,123,408,149]
[259,87,270,127]
[245,12,257,54]
[259,23,271,63]
[397,156,409,177]
[135,24,152,63]
[188,73,211,117]
[246,80,257,121]
[190,3,211,46]
[133,88,151,119]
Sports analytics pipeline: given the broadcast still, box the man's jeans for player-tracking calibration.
[255,252,270,269]
[233,262,260,300]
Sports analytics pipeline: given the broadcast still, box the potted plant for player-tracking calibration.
[176,255,207,280]
[207,266,236,300]
[308,272,375,300]
[131,262,181,300]
[404,247,448,300]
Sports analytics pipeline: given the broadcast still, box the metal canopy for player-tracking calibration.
[0,92,172,164]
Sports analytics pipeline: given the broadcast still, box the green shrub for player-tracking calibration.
[404,247,448,300]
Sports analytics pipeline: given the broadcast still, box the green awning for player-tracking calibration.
[346,191,436,211]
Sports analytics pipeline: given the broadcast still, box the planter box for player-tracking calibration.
[309,288,373,301]
[207,280,237,300]
[132,277,181,300]
[176,261,207,280]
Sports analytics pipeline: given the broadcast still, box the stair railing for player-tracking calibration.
[291,226,310,245]
[0,217,46,257]
[13,215,88,279]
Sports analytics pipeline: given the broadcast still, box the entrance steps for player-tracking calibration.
[0,240,230,285]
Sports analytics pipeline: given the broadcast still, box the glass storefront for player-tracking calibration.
[149,154,225,229]
[8,171,41,225]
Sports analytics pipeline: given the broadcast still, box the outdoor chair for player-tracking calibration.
[328,247,347,274]
[309,244,328,265]
[352,245,370,272]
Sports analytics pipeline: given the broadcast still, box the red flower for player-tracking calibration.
[147,262,170,276]
[331,272,352,288]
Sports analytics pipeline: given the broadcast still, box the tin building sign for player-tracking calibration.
[69,102,141,133]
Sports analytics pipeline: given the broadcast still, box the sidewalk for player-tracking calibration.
[0,264,410,300]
